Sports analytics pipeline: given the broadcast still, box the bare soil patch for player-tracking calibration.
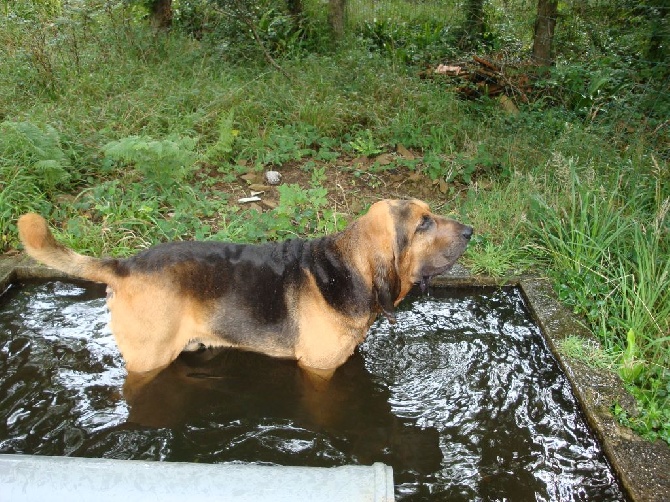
[212,150,467,222]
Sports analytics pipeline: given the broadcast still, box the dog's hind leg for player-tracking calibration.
[106,277,191,373]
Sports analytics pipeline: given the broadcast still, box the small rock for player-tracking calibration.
[264,171,282,185]
[261,199,278,210]
[249,184,272,192]
[240,172,262,184]
[352,157,370,170]
[374,153,394,166]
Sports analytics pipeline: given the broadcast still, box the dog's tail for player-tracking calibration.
[17,213,121,286]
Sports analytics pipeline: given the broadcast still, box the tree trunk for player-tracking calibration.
[646,0,668,62]
[464,0,485,41]
[286,0,303,18]
[328,0,346,39]
[149,0,173,31]
[532,0,558,65]
[287,0,303,32]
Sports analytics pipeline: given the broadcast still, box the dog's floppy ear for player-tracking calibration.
[373,260,400,324]
[353,200,410,324]
[374,199,420,324]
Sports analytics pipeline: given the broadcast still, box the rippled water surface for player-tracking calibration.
[0,280,624,500]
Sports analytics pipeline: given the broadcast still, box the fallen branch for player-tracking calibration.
[473,55,501,73]
[431,54,534,105]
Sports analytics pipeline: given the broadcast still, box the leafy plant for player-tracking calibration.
[613,374,670,444]
[349,129,383,157]
[255,6,310,57]
[0,120,72,191]
[205,110,239,163]
[0,168,52,252]
[619,328,646,383]
[358,18,456,65]
[452,144,503,184]
[0,120,71,250]
[238,123,318,168]
[102,135,198,188]
[422,151,445,181]
[272,167,344,237]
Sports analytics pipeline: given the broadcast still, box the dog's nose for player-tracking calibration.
[462,226,473,240]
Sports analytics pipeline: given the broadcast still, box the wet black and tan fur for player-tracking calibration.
[18,199,472,379]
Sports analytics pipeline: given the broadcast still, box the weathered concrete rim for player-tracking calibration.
[0,455,394,502]
[2,256,670,501]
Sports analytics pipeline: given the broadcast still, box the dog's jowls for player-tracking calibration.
[18,199,472,378]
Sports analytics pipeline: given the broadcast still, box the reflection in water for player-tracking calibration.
[363,289,623,500]
[123,347,442,475]
[0,280,624,500]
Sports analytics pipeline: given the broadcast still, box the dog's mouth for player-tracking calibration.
[418,248,469,292]
[418,263,455,293]
[416,226,473,293]
[419,263,454,294]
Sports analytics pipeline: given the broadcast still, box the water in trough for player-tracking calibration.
[0,280,624,500]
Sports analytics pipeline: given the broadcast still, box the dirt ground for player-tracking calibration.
[216,147,465,221]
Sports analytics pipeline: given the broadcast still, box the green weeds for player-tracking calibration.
[0,120,75,247]
[558,335,619,371]
[273,168,346,237]
[529,157,670,443]
[0,121,73,191]
[102,135,199,188]
[349,129,383,157]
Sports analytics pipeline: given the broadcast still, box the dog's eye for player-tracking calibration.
[416,215,433,232]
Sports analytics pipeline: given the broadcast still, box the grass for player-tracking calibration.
[558,335,620,371]
[528,159,670,442]
[1,0,669,444]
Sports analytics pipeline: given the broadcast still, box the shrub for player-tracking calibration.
[102,135,198,189]
[0,120,72,251]
[0,121,72,191]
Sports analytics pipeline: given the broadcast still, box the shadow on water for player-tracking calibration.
[0,280,624,501]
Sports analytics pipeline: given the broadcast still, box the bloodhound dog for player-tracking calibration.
[18,199,472,379]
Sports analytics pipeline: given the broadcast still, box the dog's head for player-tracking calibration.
[351,199,473,323]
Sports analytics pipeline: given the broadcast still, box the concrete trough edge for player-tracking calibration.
[0,454,394,502]
[2,256,670,501]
